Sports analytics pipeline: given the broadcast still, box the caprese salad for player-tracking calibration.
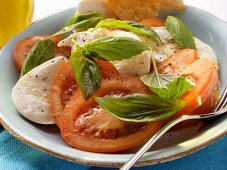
[12,1,218,153]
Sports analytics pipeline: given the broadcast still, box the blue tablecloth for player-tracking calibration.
[0,126,226,170]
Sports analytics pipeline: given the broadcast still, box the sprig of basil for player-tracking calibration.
[71,47,102,99]
[20,39,55,77]
[82,37,149,61]
[95,19,161,44]
[71,37,149,99]
[141,74,193,99]
[165,16,196,49]
[96,94,185,123]
[54,12,105,36]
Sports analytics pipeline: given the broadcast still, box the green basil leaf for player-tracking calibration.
[141,74,178,88]
[95,19,161,44]
[141,74,193,99]
[54,12,105,36]
[96,94,185,123]
[65,12,103,26]
[71,47,102,99]
[20,39,55,77]
[165,16,196,49]
[82,37,149,61]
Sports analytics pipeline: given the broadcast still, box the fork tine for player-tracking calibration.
[221,98,227,108]
[217,99,227,110]
[214,87,227,112]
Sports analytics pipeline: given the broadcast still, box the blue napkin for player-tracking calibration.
[0,126,226,170]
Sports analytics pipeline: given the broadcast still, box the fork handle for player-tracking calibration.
[120,116,193,170]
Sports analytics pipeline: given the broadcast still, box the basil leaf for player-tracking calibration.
[141,74,177,88]
[165,16,196,49]
[71,47,102,99]
[82,37,149,61]
[20,39,55,77]
[96,19,161,44]
[96,94,185,123]
[141,74,193,99]
[150,76,193,99]
[65,12,103,26]
[54,12,105,36]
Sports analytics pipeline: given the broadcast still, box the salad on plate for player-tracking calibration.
[11,0,219,153]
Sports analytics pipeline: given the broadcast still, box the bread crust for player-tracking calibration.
[107,0,185,21]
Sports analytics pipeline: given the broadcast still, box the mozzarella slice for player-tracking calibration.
[58,28,109,47]
[12,56,68,124]
[150,27,218,66]
[77,0,117,18]
[107,30,151,76]
[195,38,218,68]
[144,27,180,62]
[113,53,151,76]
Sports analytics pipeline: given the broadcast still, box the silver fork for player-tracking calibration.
[120,87,227,170]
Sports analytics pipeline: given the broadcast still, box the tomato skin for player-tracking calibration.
[50,59,119,127]
[60,76,163,153]
[140,18,165,27]
[13,35,71,71]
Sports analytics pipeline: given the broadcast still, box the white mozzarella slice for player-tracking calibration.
[58,28,109,47]
[150,27,218,66]
[195,38,218,68]
[113,53,151,76]
[12,56,68,124]
[77,0,117,18]
[108,30,151,76]
[107,30,141,41]
[147,27,180,62]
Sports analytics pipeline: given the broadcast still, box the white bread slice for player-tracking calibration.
[106,0,185,21]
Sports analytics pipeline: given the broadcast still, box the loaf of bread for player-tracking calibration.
[106,0,185,21]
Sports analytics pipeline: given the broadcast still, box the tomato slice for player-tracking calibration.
[140,18,165,27]
[13,35,71,71]
[176,58,218,117]
[95,59,119,78]
[60,76,163,153]
[158,49,218,119]
[50,59,119,127]
[50,61,76,126]
[158,49,198,75]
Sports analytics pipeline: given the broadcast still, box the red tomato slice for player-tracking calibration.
[50,61,76,127]
[60,76,163,153]
[13,35,71,71]
[158,49,198,75]
[176,58,218,117]
[140,18,165,27]
[158,49,219,119]
[95,59,119,78]
[50,59,119,127]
